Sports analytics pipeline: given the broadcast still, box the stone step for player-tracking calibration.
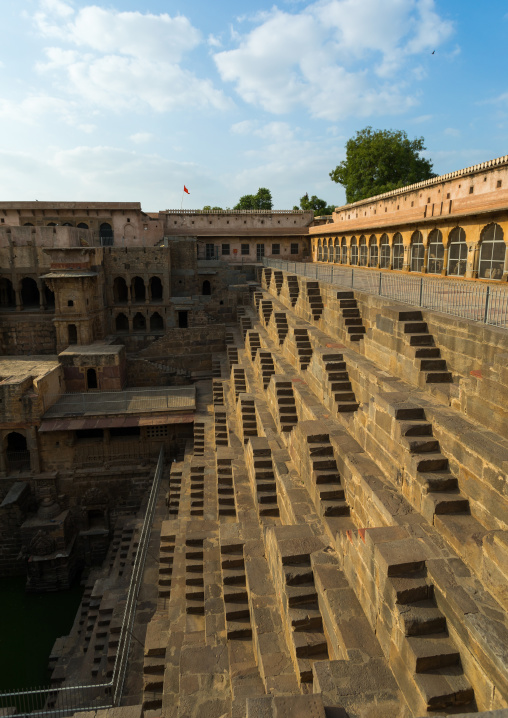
[423,492,470,516]
[420,359,447,371]
[390,572,433,604]
[396,600,447,636]
[342,308,360,317]
[404,634,461,673]
[413,453,449,472]
[403,438,440,454]
[395,407,426,421]
[330,381,352,392]
[290,606,323,631]
[284,566,314,585]
[259,506,279,516]
[226,606,250,621]
[287,586,318,606]
[328,371,349,381]
[223,589,248,603]
[349,334,364,341]
[403,321,428,334]
[339,299,357,308]
[293,631,328,657]
[409,334,435,346]
[337,291,354,299]
[313,470,341,485]
[425,372,453,384]
[337,401,360,412]
[415,471,458,492]
[227,619,252,640]
[400,420,433,437]
[347,326,366,334]
[399,310,423,321]
[318,487,345,501]
[415,668,474,712]
[334,391,357,403]
[311,458,338,470]
[309,443,334,457]
[344,317,363,326]
[414,347,441,358]
[321,500,350,517]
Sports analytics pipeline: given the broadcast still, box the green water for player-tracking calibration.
[0,577,84,690]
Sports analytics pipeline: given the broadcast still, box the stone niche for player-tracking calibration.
[59,344,127,392]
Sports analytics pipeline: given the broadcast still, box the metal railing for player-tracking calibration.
[0,447,165,718]
[263,259,508,328]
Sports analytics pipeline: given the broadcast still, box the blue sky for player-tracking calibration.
[0,0,507,211]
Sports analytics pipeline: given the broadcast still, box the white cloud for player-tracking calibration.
[214,0,454,120]
[130,132,154,144]
[443,127,460,137]
[231,120,294,141]
[33,3,231,113]
[0,95,95,132]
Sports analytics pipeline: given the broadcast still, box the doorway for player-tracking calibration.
[178,311,188,328]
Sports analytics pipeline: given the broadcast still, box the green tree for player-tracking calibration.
[234,187,273,210]
[329,127,436,204]
[294,193,335,215]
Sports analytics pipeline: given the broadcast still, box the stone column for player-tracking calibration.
[502,240,508,282]
[38,279,45,310]
[441,245,449,276]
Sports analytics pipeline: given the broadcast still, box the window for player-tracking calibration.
[146,425,169,438]
[222,244,230,255]
[447,227,467,276]
[380,234,390,268]
[341,238,347,264]
[178,310,188,328]
[68,323,77,345]
[350,237,358,266]
[410,231,424,272]
[392,233,404,270]
[427,229,444,274]
[479,223,505,280]
[291,243,299,255]
[272,243,280,255]
[317,240,322,261]
[369,236,378,267]
[67,299,74,307]
[359,236,367,266]
[87,368,98,390]
[241,244,249,255]
[334,239,340,263]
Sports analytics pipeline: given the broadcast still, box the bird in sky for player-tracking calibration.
[432,50,435,55]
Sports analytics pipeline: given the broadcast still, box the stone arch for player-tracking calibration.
[150,312,164,332]
[447,226,467,276]
[410,231,424,272]
[428,229,444,274]
[77,222,89,229]
[359,235,367,266]
[150,276,163,301]
[202,280,211,296]
[317,239,322,261]
[43,282,55,309]
[21,277,40,308]
[62,222,73,227]
[323,239,328,262]
[392,233,404,270]
[99,222,113,246]
[0,277,15,307]
[23,222,34,226]
[369,235,378,267]
[115,313,129,333]
[350,236,358,266]
[380,233,390,268]
[133,312,146,331]
[4,431,30,472]
[132,276,146,302]
[479,223,505,280]
[124,224,135,240]
[113,276,128,303]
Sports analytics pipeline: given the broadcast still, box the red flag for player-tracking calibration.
[184,185,190,194]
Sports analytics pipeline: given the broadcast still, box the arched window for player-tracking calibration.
[100,222,113,246]
[317,239,322,261]
[23,223,34,227]
[447,227,467,276]
[479,223,505,280]
[77,222,89,229]
[341,237,347,264]
[132,276,146,302]
[133,312,146,331]
[380,234,390,268]
[428,229,444,274]
[326,239,332,262]
[323,240,328,262]
[410,231,424,272]
[392,233,404,270]
[115,313,129,333]
[87,368,98,390]
[68,324,77,344]
[359,236,367,266]
[113,276,128,303]
[0,278,15,307]
[202,280,211,295]
[369,235,378,267]
[21,277,40,307]
[5,431,30,472]
[350,237,358,266]
[62,222,73,227]
[150,276,163,301]
[150,312,164,331]
[334,238,340,263]
[43,283,55,309]
[47,222,56,226]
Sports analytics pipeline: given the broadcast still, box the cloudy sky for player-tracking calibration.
[1,0,507,211]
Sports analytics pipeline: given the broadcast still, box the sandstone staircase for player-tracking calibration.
[167,462,182,517]
[305,281,323,320]
[260,299,273,327]
[231,366,247,398]
[268,377,298,433]
[293,328,313,370]
[185,537,205,615]
[336,291,366,341]
[246,329,261,361]
[217,452,236,517]
[273,311,289,345]
[214,408,228,447]
[255,350,276,389]
[221,544,252,639]
[398,310,453,384]
[240,315,253,340]
[212,378,225,406]
[286,274,300,306]
[227,346,239,370]
[189,465,204,517]
[193,421,205,456]
[246,438,280,518]
[273,270,284,295]
[238,394,258,444]
[158,531,175,599]
[321,352,360,413]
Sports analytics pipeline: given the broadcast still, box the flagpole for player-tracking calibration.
[181,190,184,210]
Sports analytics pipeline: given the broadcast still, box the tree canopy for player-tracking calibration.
[234,187,273,210]
[329,127,436,204]
[293,193,335,215]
